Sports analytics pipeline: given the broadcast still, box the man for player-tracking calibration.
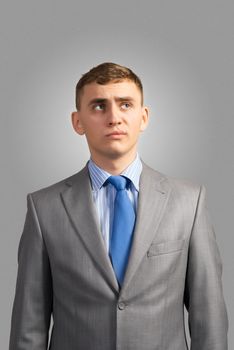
[9,62,228,349]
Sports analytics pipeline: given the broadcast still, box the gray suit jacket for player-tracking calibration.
[9,163,228,350]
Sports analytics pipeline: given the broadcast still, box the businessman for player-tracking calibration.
[9,62,228,349]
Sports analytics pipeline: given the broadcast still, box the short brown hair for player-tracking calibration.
[75,62,143,110]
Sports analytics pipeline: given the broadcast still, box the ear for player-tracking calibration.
[71,111,85,135]
[140,106,149,131]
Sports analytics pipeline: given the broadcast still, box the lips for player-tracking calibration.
[106,131,127,137]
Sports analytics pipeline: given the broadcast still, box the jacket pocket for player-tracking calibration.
[147,239,185,257]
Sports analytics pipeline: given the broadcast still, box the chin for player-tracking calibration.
[101,147,125,158]
[103,145,135,160]
[106,150,125,159]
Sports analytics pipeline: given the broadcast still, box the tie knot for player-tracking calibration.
[107,176,129,191]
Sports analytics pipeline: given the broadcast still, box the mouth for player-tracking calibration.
[106,131,127,137]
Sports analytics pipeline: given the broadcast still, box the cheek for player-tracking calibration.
[130,119,144,133]
[83,119,102,133]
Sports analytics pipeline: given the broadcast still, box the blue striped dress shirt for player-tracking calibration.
[88,155,142,253]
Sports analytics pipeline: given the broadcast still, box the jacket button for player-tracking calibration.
[118,301,126,310]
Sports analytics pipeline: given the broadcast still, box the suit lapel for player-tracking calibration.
[121,163,172,293]
[60,163,171,295]
[60,166,119,293]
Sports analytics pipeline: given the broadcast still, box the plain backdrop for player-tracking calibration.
[1,0,233,348]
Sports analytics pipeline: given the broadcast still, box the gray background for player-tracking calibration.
[1,0,233,348]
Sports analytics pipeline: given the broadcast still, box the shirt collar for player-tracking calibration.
[88,154,142,192]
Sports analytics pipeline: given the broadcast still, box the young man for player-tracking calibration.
[9,62,228,350]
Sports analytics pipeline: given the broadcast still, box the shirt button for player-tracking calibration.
[118,301,126,310]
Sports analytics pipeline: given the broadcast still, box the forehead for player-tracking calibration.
[81,80,141,102]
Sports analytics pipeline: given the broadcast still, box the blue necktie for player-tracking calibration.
[107,176,136,286]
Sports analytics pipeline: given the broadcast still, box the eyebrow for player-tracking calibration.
[88,96,135,106]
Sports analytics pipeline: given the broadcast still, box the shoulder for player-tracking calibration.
[141,162,203,201]
[27,165,89,205]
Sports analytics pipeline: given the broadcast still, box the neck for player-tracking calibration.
[90,152,138,175]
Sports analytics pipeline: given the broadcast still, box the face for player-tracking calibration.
[71,80,149,165]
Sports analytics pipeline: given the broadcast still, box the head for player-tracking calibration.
[72,62,149,171]
[75,62,144,110]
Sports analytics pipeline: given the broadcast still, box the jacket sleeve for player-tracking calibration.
[9,194,53,350]
[184,185,228,349]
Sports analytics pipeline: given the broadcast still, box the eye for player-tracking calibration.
[121,102,131,110]
[93,104,105,111]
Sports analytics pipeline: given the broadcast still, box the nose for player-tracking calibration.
[107,103,122,126]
